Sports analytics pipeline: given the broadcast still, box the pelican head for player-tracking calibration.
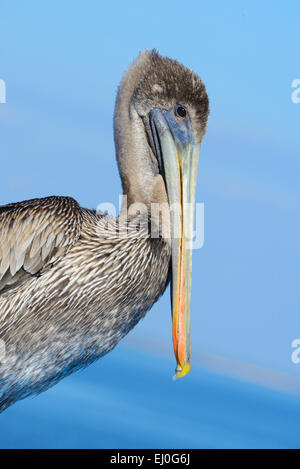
[114,50,209,378]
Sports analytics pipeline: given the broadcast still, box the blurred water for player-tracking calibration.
[0,346,299,449]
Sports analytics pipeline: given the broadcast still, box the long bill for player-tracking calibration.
[149,109,201,379]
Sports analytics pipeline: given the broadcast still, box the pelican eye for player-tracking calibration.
[175,104,187,119]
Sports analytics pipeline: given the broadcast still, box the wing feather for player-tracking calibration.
[0,196,82,294]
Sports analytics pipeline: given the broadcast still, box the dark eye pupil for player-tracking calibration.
[176,105,187,118]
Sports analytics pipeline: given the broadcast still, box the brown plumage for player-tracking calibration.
[0,50,209,412]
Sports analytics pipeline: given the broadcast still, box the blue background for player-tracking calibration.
[0,0,300,448]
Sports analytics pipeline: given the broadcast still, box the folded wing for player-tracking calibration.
[0,196,82,294]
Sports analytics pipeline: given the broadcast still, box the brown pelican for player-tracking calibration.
[0,50,209,412]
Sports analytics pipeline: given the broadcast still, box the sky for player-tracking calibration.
[0,0,300,448]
